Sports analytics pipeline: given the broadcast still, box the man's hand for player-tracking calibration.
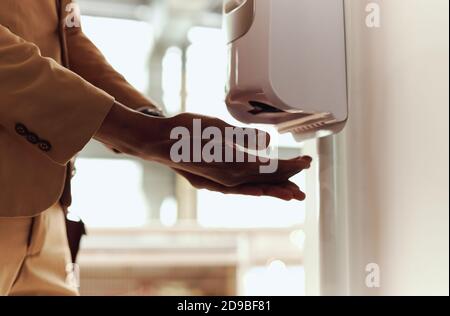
[95,102,312,201]
[173,163,309,201]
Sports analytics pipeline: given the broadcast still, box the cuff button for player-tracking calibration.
[38,141,52,152]
[26,133,39,144]
[15,123,28,136]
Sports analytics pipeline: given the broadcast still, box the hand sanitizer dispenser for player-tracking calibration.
[224,0,348,141]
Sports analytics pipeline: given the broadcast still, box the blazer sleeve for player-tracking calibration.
[0,24,115,166]
[65,23,162,113]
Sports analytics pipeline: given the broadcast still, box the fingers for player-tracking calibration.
[277,156,312,176]
[280,181,306,201]
[209,117,271,150]
[255,181,305,201]
[235,128,271,150]
[260,185,294,201]
[176,153,312,189]
[220,182,303,201]
[224,182,305,201]
[228,185,264,196]
[176,168,306,201]
[179,170,264,197]
[241,155,312,185]
[290,155,312,164]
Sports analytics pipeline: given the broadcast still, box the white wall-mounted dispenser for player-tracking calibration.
[224,0,348,140]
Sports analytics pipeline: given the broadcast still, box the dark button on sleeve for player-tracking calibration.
[26,133,39,144]
[15,123,28,136]
[37,140,52,152]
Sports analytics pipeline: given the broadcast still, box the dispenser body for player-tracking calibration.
[224,0,348,140]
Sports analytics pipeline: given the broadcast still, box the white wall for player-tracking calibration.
[339,0,449,295]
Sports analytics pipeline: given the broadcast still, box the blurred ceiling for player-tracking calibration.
[77,0,222,21]
[78,0,224,45]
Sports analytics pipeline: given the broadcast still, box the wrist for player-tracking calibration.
[96,101,171,161]
[95,101,143,155]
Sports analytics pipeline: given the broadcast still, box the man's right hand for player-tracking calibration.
[95,102,312,201]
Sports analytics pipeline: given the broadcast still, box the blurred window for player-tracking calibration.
[70,158,149,228]
[81,16,154,93]
[162,46,183,114]
[244,262,305,296]
[71,14,313,296]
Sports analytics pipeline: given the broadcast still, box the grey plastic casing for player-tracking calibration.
[224,0,348,140]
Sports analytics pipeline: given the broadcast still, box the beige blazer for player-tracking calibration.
[0,0,157,217]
